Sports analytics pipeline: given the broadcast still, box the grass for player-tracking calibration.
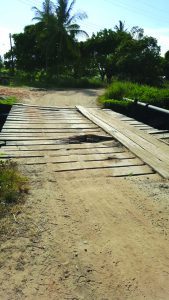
[0,96,17,106]
[100,81,169,110]
[0,160,29,234]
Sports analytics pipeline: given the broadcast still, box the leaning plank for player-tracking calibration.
[77,106,169,179]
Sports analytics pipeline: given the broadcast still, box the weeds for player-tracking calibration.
[0,96,17,106]
[100,81,169,109]
[0,160,29,218]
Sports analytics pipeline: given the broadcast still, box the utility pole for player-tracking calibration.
[9,33,14,74]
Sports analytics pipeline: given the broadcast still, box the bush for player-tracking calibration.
[100,81,169,109]
[0,96,17,106]
[0,161,28,210]
[11,71,105,89]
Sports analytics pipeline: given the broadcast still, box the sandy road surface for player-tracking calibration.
[23,88,104,107]
[1,88,169,299]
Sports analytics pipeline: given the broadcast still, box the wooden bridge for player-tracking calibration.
[0,103,169,179]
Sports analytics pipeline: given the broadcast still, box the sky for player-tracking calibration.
[1,0,169,57]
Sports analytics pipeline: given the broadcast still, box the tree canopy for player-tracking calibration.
[4,3,168,86]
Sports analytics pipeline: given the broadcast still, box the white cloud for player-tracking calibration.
[144,28,169,56]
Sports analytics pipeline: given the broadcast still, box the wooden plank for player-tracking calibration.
[1,128,100,132]
[7,152,135,163]
[12,104,76,110]
[52,165,154,177]
[0,131,103,139]
[83,108,169,160]
[0,141,118,151]
[3,120,92,124]
[2,124,98,129]
[11,157,143,167]
[151,133,169,139]
[77,106,169,178]
[1,147,126,158]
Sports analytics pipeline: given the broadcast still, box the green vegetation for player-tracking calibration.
[0,160,28,205]
[0,0,168,90]
[12,71,104,88]
[0,161,29,234]
[2,1,169,88]
[0,96,17,106]
[100,81,169,110]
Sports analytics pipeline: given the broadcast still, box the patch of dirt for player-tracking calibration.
[0,86,46,101]
[1,167,169,300]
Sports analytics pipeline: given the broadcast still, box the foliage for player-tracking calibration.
[5,0,88,75]
[100,81,169,109]
[0,56,3,70]
[3,5,167,87]
[12,70,104,88]
[0,96,17,105]
[0,161,28,210]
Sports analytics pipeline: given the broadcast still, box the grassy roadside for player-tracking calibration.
[0,161,29,237]
[0,96,17,106]
[99,81,169,110]
[0,97,28,238]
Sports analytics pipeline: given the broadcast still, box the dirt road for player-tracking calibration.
[23,88,104,107]
[1,88,169,300]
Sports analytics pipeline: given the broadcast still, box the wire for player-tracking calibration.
[102,0,169,26]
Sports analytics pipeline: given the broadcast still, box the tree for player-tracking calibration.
[4,25,44,72]
[31,0,88,73]
[115,36,161,84]
[114,20,127,32]
[32,0,57,71]
[130,26,144,40]
[163,50,169,79]
[54,0,88,73]
[0,56,3,70]
[84,28,131,81]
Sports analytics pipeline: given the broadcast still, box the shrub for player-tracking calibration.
[100,81,169,109]
[0,96,17,106]
[0,160,28,209]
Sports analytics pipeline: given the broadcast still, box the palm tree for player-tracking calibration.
[55,0,88,38]
[114,20,127,33]
[54,0,88,71]
[32,0,56,70]
[32,0,88,72]
[32,0,55,23]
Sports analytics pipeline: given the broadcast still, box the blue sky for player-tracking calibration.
[1,0,169,56]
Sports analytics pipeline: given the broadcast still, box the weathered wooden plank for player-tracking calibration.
[0,141,118,151]
[77,106,169,178]
[151,133,169,139]
[3,120,92,125]
[6,152,135,163]
[2,124,98,129]
[0,131,103,139]
[0,146,126,158]
[1,128,100,134]
[52,165,154,177]
[11,157,143,167]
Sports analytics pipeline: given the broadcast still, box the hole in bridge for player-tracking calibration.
[63,134,113,144]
